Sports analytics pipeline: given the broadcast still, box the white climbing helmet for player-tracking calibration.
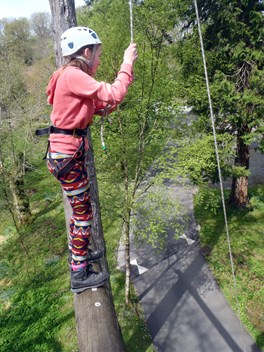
[61,26,102,57]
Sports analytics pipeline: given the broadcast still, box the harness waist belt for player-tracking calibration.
[35,126,87,137]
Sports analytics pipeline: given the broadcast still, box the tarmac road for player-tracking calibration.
[117,178,261,352]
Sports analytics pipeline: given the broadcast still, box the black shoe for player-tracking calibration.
[87,249,104,262]
[70,265,109,293]
[68,249,104,265]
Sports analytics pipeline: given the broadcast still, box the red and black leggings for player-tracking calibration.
[48,151,92,271]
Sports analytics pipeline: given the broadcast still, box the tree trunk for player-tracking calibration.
[49,1,125,350]
[124,213,131,305]
[9,152,31,226]
[230,175,249,207]
[49,0,76,67]
[229,132,250,207]
[0,108,31,227]
[117,109,133,305]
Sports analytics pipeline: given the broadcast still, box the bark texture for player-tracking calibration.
[49,0,76,67]
[9,152,31,226]
[229,131,250,207]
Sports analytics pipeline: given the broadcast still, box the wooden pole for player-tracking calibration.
[48,1,126,350]
[74,287,125,352]
[74,129,125,352]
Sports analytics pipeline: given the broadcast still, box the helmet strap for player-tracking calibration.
[75,55,91,68]
[75,44,98,71]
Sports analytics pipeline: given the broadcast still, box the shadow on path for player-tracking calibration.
[132,240,260,352]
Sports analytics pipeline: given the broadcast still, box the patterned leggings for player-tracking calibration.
[47,151,92,271]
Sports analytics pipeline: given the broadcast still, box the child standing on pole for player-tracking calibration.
[45,27,137,293]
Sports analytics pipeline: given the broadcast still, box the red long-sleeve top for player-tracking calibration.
[46,63,133,154]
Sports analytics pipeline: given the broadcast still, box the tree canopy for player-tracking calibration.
[0,0,263,349]
[173,0,264,206]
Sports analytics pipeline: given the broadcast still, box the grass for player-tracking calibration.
[194,186,264,350]
[3,148,263,351]
[0,160,154,352]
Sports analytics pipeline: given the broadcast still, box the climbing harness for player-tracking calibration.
[129,0,134,43]
[35,125,88,138]
[35,125,87,179]
[193,1,246,351]
[47,142,85,179]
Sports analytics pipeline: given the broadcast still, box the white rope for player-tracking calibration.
[100,120,106,151]
[95,105,111,152]
[193,1,246,351]
[129,0,134,43]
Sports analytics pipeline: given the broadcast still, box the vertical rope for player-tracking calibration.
[193,1,246,351]
[100,121,106,151]
[129,0,134,43]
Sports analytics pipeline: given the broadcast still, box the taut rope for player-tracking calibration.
[193,1,246,351]
[129,0,134,43]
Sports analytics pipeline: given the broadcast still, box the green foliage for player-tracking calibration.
[174,0,264,206]
[156,128,238,186]
[77,0,182,251]
[0,16,54,225]
[1,0,263,349]
[0,16,53,65]
[195,187,221,215]
[0,18,33,65]
[176,133,235,183]
[0,163,78,352]
[134,189,184,249]
[176,0,264,135]
[0,161,154,351]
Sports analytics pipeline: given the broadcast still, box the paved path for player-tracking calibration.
[117,179,261,352]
